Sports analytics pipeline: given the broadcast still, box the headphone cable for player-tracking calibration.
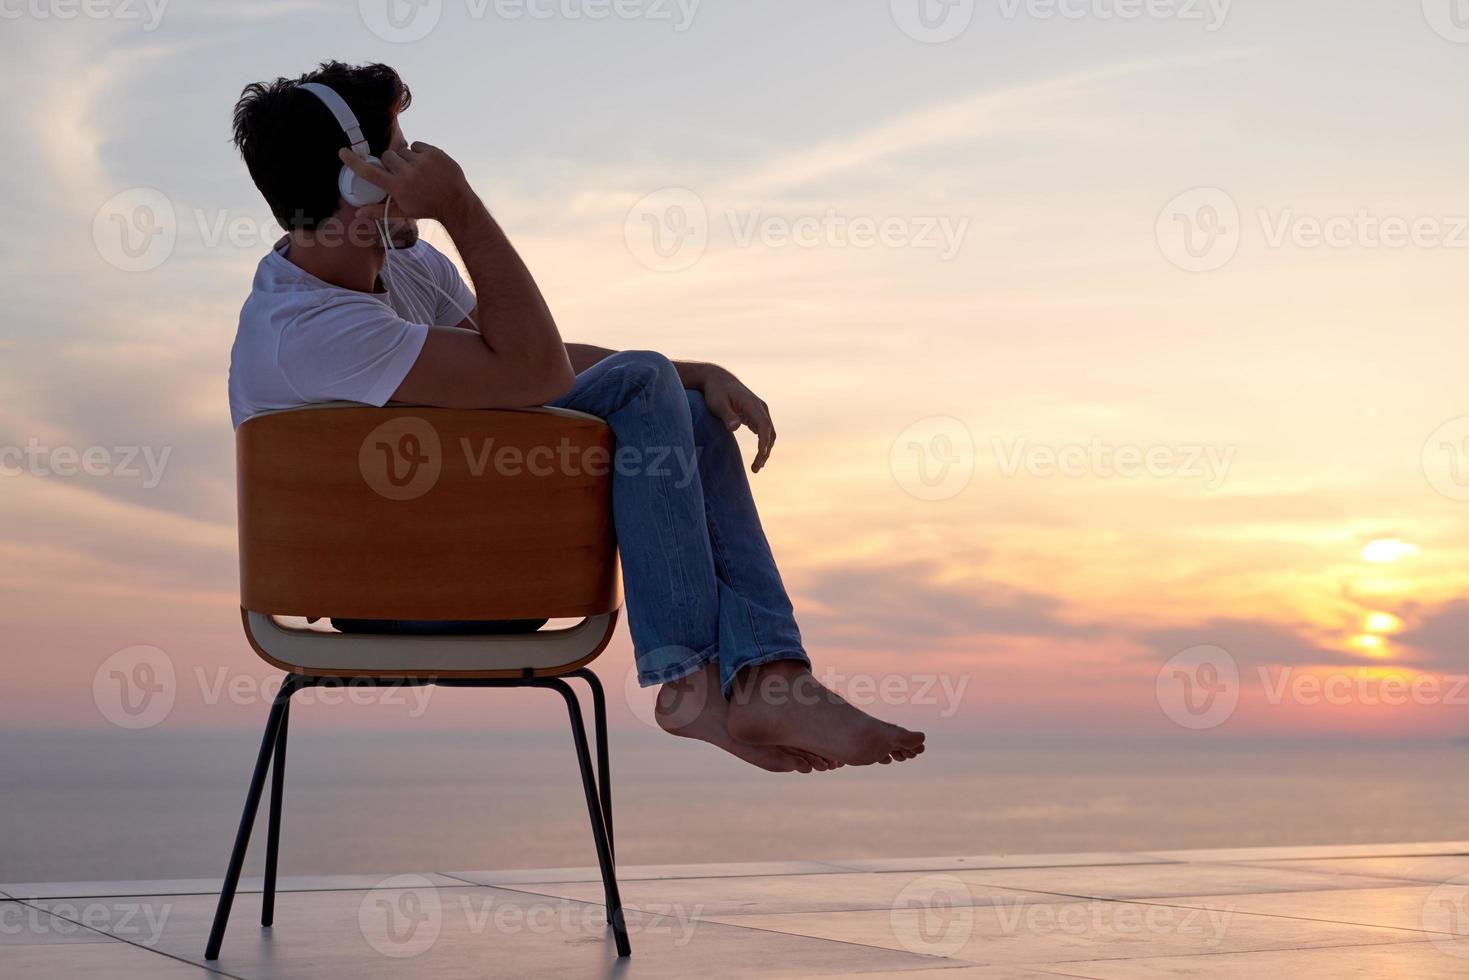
[376,195,480,330]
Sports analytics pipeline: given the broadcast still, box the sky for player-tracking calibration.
[2,0,1469,740]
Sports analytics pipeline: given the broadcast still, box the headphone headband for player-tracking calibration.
[297,82,371,158]
[295,80,389,208]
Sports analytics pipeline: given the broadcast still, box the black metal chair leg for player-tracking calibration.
[544,678,631,958]
[205,675,300,961]
[569,668,614,861]
[261,697,290,927]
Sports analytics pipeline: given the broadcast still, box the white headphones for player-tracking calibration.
[297,81,389,208]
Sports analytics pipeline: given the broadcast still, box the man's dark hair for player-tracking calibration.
[232,61,411,232]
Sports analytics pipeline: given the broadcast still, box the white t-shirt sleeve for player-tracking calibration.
[277,299,429,407]
[419,243,476,326]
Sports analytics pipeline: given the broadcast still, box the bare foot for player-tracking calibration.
[656,665,842,773]
[726,661,926,766]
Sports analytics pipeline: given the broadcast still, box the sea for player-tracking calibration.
[3,730,1465,884]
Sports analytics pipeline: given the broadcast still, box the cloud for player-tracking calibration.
[188,0,338,20]
[1139,617,1356,668]
[0,310,236,525]
[723,49,1258,199]
[0,470,235,599]
[797,561,1091,648]
[14,35,196,219]
[1396,600,1469,668]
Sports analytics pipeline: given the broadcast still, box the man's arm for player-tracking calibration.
[564,343,780,472]
[340,144,575,408]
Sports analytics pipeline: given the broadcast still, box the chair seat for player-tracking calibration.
[243,609,619,678]
[330,617,548,635]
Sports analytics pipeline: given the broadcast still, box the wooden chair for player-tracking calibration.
[205,403,631,960]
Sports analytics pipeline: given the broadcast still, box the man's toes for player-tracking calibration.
[794,749,823,769]
[772,749,813,773]
[895,728,925,749]
[776,747,837,771]
[895,746,921,762]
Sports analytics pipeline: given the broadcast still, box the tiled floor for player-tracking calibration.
[5,842,1469,978]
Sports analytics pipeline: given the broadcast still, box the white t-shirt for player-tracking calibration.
[228,239,474,428]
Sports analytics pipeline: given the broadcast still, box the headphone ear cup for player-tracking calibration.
[339,155,388,207]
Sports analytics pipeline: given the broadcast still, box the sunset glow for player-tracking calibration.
[3,2,1469,744]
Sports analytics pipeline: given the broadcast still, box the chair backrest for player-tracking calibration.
[237,404,618,621]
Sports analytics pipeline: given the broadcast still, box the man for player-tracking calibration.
[228,62,924,771]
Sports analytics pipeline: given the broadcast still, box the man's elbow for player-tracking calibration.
[531,358,576,405]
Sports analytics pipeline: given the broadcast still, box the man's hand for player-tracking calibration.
[698,366,778,473]
[368,143,577,408]
[339,142,472,224]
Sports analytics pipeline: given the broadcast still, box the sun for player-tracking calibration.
[1363,612,1402,634]
[1361,539,1419,564]
[1348,634,1392,658]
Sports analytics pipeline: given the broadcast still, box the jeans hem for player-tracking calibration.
[636,643,720,688]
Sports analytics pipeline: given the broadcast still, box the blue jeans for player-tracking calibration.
[550,350,810,695]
